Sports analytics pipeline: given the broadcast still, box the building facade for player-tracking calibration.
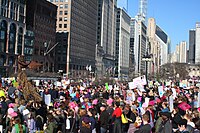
[0,0,26,76]
[189,29,195,64]
[195,22,200,64]
[48,0,98,78]
[129,18,137,78]
[115,8,130,79]
[26,0,57,72]
[96,0,117,77]
[69,0,98,78]
[48,0,70,32]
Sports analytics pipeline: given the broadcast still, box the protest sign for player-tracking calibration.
[105,83,109,90]
[132,75,147,86]
[45,94,51,106]
[169,95,174,112]
[128,82,137,89]
[197,92,200,108]
[145,97,150,106]
[158,86,164,97]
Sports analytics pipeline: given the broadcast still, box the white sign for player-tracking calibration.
[145,97,150,106]
[129,82,137,89]
[45,94,51,106]
[158,86,164,97]
[133,75,147,86]
[169,95,174,112]
[33,80,40,86]
[0,125,2,133]
[197,92,200,108]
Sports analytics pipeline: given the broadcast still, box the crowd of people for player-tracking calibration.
[0,78,200,133]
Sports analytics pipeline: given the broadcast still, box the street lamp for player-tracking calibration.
[142,51,153,83]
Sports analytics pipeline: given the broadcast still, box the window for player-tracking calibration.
[60,4,63,9]
[64,4,68,9]
[59,24,62,28]
[60,0,64,2]
[59,11,63,15]
[64,10,68,15]
[55,0,58,2]
[64,24,67,28]
[64,17,67,21]
[59,17,62,21]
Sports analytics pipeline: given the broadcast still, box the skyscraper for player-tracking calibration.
[138,0,148,23]
[179,41,187,63]
[47,0,70,72]
[48,0,98,77]
[195,22,200,64]
[115,8,131,79]
[189,29,196,64]
[96,0,117,77]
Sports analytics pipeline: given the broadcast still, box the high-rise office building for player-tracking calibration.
[96,0,117,77]
[26,0,57,72]
[0,0,26,76]
[115,8,131,79]
[189,29,196,64]
[47,0,70,73]
[132,15,147,76]
[47,0,69,32]
[171,42,187,63]
[130,18,140,77]
[48,0,98,77]
[147,18,170,76]
[195,22,200,64]
[138,0,148,23]
[179,41,187,63]
[156,25,168,65]
[129,18,136,77]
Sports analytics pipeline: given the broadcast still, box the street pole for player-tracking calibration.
[145,60,148,84]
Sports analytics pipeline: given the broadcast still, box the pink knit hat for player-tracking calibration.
[149,100,155,106]
[107,98,113,105]
[92,99,98,105]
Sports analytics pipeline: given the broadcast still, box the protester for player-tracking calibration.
[0,77,200,133]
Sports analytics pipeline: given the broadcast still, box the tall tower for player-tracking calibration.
[138,0,148,23]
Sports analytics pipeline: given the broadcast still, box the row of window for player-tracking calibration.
[59,4,68,9]
[58,23,67,28]
[59,10,68,15]
[59,17,68,22]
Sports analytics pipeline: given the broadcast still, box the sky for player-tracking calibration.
[118,0,200,52]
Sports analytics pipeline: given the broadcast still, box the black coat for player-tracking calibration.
[99,110,109,129]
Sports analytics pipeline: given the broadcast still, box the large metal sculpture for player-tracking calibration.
[17,55,42,102]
